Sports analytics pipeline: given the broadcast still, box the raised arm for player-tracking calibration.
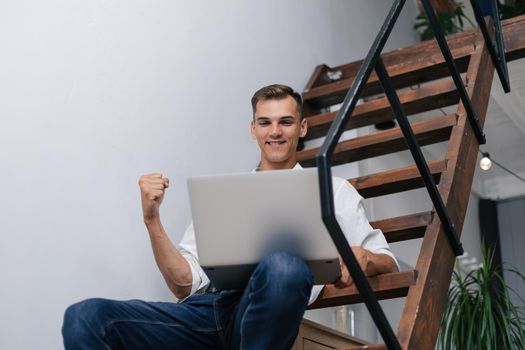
[139,173,192,299]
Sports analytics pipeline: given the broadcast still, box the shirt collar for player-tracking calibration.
[252,162,303,172]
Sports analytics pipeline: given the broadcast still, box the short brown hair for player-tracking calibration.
[251,84,303,118]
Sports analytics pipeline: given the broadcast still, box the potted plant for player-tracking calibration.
[439,245,525,349]
[414,0,475,40]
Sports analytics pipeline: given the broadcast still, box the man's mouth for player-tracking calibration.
[266,140,286,145]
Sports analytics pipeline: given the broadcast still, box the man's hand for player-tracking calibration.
[139,173,193,299]
[139,173,170,222]
[334,246,369,289]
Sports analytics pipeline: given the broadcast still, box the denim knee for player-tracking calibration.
[256,251,313,294]
[62,298,114,345]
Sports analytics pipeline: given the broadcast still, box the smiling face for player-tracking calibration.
[251,95,307,171]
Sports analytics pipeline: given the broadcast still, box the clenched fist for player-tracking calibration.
[139,173,170,222]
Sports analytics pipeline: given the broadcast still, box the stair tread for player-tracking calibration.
[304,14,525,109]
[300,15,525,350]
[308,270,417,310]
[298,114,456,167]
[349,159,447,198]
[303,59,467,109]
[303,41,472,109]
[304,79,458,141]
[370,212,433,243]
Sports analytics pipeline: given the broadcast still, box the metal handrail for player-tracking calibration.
[374,59,463,256]
[470,0,510,92]
[420,0,486,145]
[315,0,510,348]
[316,1,405,348]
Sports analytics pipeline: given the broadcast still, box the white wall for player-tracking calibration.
[0,1,420,349]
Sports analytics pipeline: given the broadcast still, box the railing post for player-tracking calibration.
[374,58,464,256]
[315,1,407,348]
[420,0,487,145]
[469,0,510,92]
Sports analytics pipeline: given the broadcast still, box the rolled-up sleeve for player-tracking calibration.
[308,178,399,305]
[334,179,399,270]
[176,222,210,302]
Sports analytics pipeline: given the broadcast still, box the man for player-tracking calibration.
[62,84,398,349]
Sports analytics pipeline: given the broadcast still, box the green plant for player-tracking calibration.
[439,245,525,349]
[414,3,475,41]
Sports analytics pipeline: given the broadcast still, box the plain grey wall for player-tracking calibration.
[498,196,525,306]
[0,1,419,348]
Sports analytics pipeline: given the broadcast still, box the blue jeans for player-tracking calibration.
[62,252,313,349]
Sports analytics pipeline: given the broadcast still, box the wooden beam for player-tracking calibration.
[396,26,495,350]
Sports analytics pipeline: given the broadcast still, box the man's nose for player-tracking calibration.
[270,122,282,136]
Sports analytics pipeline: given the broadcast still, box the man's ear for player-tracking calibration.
[299,117,308,138]
[250,120,256,140]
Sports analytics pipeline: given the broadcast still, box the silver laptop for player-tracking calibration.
[187,167,340,290]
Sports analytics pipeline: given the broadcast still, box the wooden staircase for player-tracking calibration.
[300,15,525,350]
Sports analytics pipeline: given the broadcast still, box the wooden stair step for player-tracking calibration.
[304,50,468,110]
[371,212,432,243]
[308,270,418,310]
[303,15,525,111]
[304,79,459,141]
[349,160,447,198]
[303,31,475,103]
[298,114,456,167]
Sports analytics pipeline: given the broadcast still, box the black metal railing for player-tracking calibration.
[315,0,510,348]
[470,0,511,92]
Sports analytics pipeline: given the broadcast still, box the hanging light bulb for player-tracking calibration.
[479,152,492,171]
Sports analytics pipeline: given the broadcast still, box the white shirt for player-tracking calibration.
[178,164,399,305]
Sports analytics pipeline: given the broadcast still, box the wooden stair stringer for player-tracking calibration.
[395,29,495,350]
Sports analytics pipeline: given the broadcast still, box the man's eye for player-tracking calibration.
[281,121,294,126]
[258,121,270,126]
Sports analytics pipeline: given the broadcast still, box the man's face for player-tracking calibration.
[251,96,307,170]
